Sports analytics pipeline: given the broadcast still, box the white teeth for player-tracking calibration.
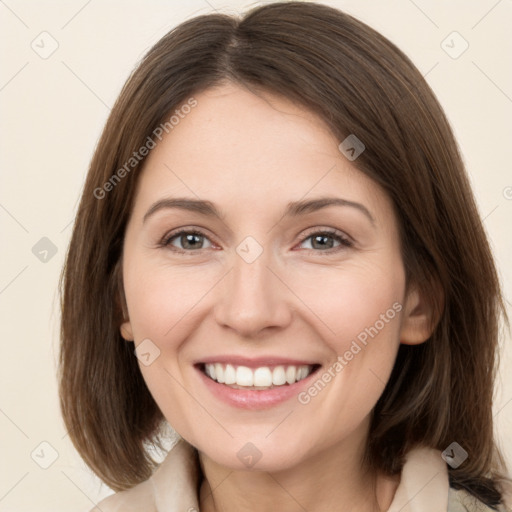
[203,363,315,388]
[297,366,307,380]
[285,366,296,384]
[224,364,236,385]
[214,363,225,383]
[272,366,287,385]
[236,366,253,386]
[254,367,272,387]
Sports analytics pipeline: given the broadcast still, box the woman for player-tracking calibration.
[58,2,511,511]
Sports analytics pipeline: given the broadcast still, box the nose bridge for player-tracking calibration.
[214,238,292,336]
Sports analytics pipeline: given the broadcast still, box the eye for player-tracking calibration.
[161,229,214,253]
[297,228,353,253]
[159,227,353,255]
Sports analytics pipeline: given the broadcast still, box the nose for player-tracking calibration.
[213,246,293,338]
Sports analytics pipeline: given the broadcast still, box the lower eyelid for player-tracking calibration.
[298,232,353,250]
[160,229,353,252]
[163,230,213,250]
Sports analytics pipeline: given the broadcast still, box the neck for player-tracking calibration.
[197,426,399,512]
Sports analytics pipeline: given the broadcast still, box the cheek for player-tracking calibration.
[291,261,404,416]
[290,259,405,350]
[123,262,211,436]
[123,260,215,341]
[123,261,216,425]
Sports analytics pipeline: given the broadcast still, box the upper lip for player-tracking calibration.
[195,355,320,369]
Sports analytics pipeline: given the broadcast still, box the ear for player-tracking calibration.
[113,259,134,342]
[118,285,134,341]
[120,319,134,342]
[400,281,442,345]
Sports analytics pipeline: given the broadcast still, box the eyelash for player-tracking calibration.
[158,227,354,255]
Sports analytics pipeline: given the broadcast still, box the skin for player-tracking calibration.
[120,82,435,512]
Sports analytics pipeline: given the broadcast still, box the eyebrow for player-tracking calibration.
[143,196,375,225]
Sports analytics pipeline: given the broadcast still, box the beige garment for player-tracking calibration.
[91,439,511,512]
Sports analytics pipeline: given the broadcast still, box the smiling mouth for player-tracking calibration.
[197,362,321,390]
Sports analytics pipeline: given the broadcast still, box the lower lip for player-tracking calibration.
[195,365,320,410]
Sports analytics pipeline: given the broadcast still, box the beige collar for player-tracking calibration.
[95,439,453,511]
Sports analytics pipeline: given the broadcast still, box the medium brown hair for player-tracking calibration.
[58,1,510,506]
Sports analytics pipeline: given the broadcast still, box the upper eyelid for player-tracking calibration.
[162,227,216,246]
[162,226,352,250]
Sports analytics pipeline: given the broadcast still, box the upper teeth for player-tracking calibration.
[204,363,314,388]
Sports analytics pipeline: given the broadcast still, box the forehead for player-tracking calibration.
[131,83,392,222]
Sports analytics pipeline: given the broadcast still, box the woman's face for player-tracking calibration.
[120,82,428,471]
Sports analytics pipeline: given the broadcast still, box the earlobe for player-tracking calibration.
[114,260,133,341]
[120,321,134,341]
[399,283,442,346]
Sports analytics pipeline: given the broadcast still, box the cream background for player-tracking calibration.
[0,0,511,510]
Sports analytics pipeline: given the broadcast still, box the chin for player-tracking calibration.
[194,434,310,473]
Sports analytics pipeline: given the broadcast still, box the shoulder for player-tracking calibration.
[88,479,155,512]
[87,438,200,512]
[448,487,512,512]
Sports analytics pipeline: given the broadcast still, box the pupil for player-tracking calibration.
[313,235,333,249]
[183,234,201,249]
[179,234,334,250]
